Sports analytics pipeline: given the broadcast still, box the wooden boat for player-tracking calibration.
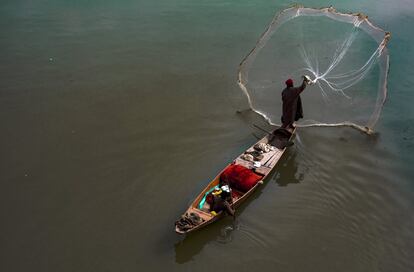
[175,127,296,234]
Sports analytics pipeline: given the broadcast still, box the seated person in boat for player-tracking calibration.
[281,76,311,130]
[210,185,235,218]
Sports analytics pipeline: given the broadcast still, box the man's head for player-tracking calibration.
[285,78,294,87]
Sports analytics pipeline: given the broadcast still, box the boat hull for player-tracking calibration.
[175,128,296,234]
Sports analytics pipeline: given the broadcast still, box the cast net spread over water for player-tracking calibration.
[238,6,390,133]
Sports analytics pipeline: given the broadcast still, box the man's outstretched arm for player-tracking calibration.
[292,79,307,96]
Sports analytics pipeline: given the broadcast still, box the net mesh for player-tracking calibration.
[238,6,390,133]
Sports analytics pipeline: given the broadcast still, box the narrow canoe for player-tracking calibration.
[175,127,296,234]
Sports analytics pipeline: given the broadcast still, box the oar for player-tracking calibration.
[252,133,261,140]
[253,124,272,135]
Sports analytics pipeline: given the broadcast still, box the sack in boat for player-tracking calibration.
[220,164,263,193]
[254,142,273,153]
[240,153,255,162]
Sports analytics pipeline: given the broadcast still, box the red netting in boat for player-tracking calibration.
[221,164,263,193]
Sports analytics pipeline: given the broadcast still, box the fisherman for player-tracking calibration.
[210,185,235,219]
[281,76,311,130]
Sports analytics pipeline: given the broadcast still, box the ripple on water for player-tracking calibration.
[237,221,270,248]
[264,128,414,268]
[201,127,412,270]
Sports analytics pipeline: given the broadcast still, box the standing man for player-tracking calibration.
[281,76,311,130]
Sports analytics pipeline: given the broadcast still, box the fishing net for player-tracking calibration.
[238,6,390,133]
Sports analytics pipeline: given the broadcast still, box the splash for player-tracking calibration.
[238,6,390,133]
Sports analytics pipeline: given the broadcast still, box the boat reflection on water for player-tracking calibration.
[274,150,303,187]
[174,217,239,264]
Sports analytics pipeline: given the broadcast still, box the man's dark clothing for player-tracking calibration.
[281,81,306,128]
[211,195,235,217]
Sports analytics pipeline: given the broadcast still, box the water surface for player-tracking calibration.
[1,0,413,271]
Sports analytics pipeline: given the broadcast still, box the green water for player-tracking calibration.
[1,0,413,271]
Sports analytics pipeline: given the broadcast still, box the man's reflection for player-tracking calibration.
[274,150,303,186]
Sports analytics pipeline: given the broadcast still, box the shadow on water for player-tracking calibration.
[273,149,302,186]
[174,146,299,264]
